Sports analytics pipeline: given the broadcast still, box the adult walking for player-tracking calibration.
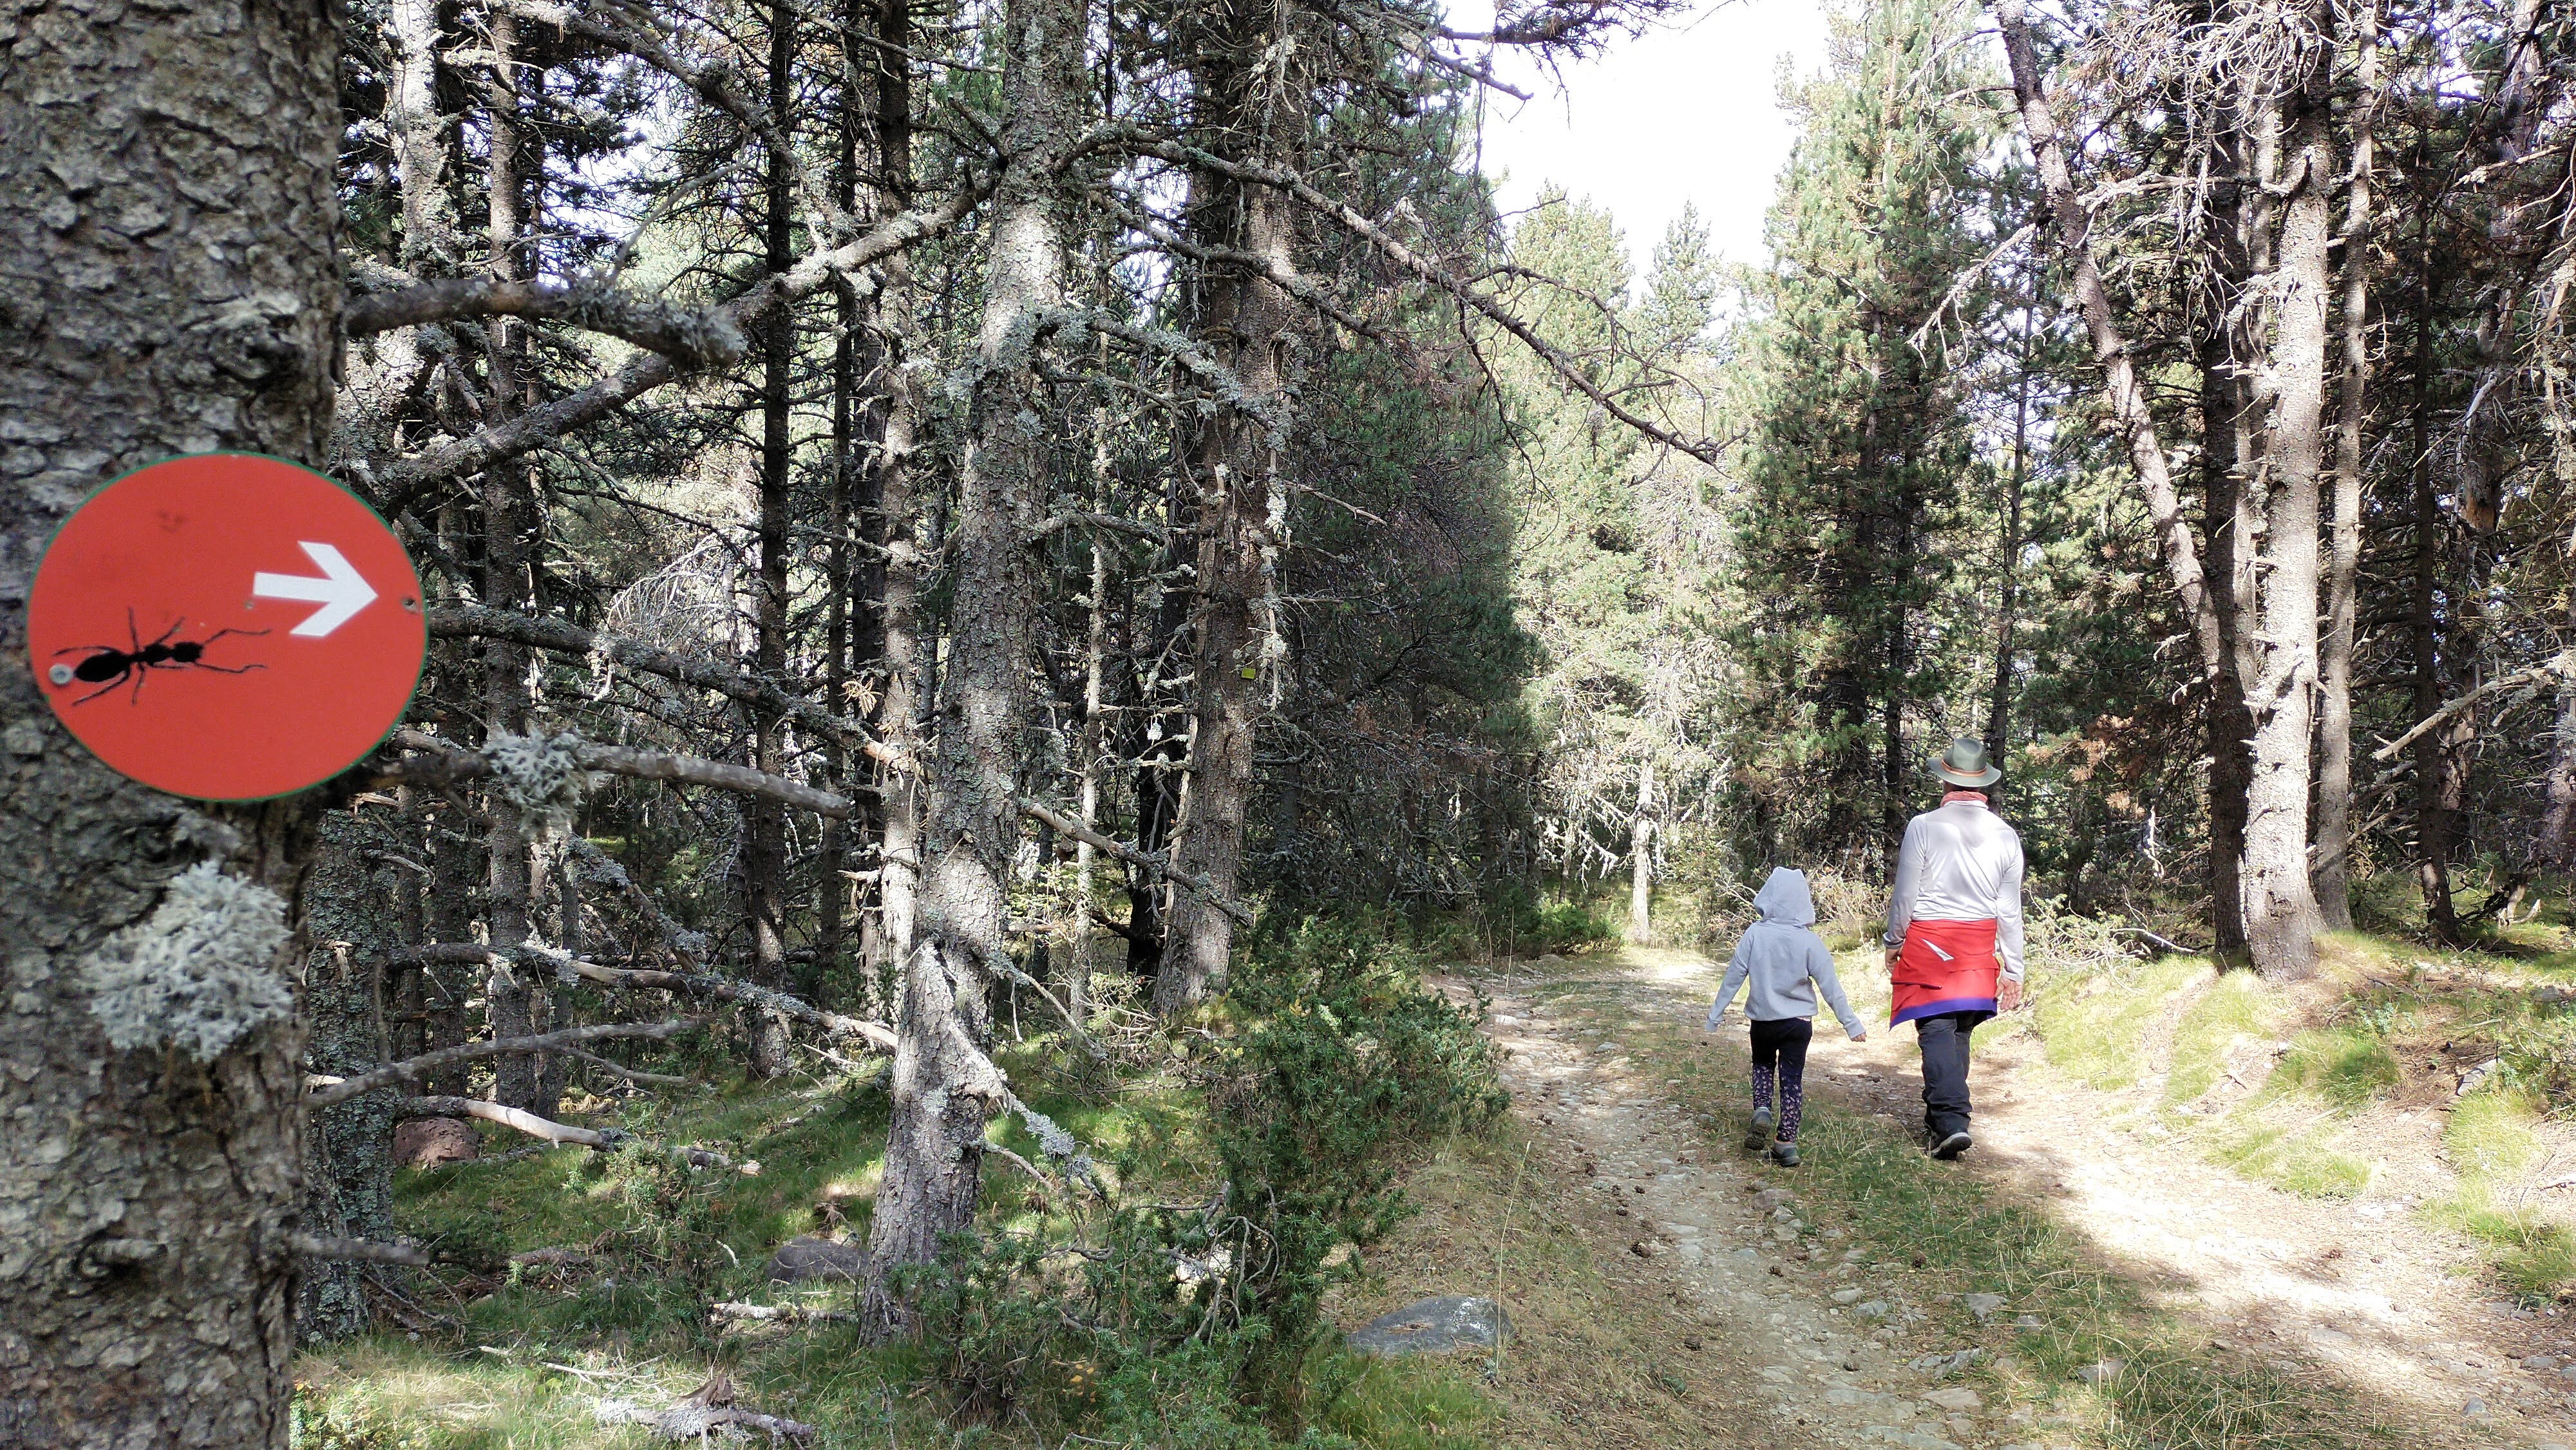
[1884,737,2027,1160]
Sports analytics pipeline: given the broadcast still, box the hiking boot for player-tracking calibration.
[1931,1130,1972,1161]
[1770,1142,1801,1167]
[1746,1106,1775,1149]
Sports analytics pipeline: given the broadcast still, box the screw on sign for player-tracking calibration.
[26,454,426,801]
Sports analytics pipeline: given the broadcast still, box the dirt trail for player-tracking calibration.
[1450,946,2576,1450]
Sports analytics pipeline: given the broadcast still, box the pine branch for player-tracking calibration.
[306,1017,706,1108]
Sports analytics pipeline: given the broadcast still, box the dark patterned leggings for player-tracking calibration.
[1749,1017,1814,1143]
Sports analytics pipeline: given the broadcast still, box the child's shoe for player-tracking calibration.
[1770,1142,1801,1167]
[1745,1105,1775,1149]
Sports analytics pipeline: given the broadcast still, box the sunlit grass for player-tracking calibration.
[2032,954,2208,1091]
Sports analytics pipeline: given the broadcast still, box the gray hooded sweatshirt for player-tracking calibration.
[1705,868,1866,1037]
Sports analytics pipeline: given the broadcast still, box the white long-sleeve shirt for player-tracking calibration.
[1883,798,2027,982]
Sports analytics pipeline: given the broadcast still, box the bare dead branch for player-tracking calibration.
[1017,795,1253,927]
[400,1096,614,1147]
[343,278,746,368]
[291,1233,433,1267]
[307,1017,706,1107]
[383,728,866,818]
[1135,139,1730,467]
[420,607,906,769]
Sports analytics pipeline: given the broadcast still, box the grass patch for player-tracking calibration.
[2271,1025,2403,1109]
[2427,1088,2576,1298]
[2199,1117,2374,1199]
[2032,955,2208,1091]
[2163,971,2268,1107]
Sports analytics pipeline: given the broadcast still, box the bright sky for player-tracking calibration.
[1454,0,1835,285]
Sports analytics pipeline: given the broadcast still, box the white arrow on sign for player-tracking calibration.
[253,541,380,638]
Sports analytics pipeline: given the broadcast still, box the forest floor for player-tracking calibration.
[1345,942,2576,1450]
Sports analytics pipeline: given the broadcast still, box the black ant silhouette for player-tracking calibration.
[50,611,269,706]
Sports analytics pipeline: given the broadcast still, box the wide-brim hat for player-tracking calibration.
[1933,736,2002,788]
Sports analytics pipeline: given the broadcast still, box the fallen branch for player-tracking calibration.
[401,1096,617,1148]
[418,608,901,768]
[2371,653,2573,761]
[563,1046,698,1088]
[308,1017,705,1107]
[292,1233,433,1267]
[594,1397,819,1442]
[343,277,744,368]
[384,941,900,1053]
[384,727,866,818]
[709,1301,858,1326]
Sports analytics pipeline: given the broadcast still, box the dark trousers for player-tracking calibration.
[1915,1010,1992,1139]
[1748,1017,1813,1141]
[1748,1017,1812,1077]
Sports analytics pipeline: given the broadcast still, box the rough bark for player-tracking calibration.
[298,817,413,1340]
[869,0,925,1012]
[2313,5,2378,932]
[0,0,341,1436]
[479,15,552,1112]
[865,0,1084,1317]
[2236,6,2335,979]
[742,0,798,1080]
[1157,2,1304,1013]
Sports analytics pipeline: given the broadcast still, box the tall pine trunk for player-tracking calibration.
[2237,13,2336,979]
[480,15,552,1109]
[743,0,797,1079]
[1157,14,1301,1013]
[2314,6,2378,932]
[867,0,1083,1313]
[869,0,925,1008]
[0,0,340,1435]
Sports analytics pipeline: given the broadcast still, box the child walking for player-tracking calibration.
[1705,867,1867,1166]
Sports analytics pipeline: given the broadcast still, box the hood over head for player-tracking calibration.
[1752,867,1816,927]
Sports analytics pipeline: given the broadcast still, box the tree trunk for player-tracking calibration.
[743,0,797,1080]
[299,818,410,1341]
[2314,6,2378,933]
[2539,588,2576,873]
[2237,16,2334,980]
[1986,317,2029,773]
[479,15,552,1113]
[866,0,1083,1317]
[0,0,339,1435]
[869,0,924,1015]
[2407,220,2463,943]
[1156,19,1302,1013]
[1626,758,1655,943]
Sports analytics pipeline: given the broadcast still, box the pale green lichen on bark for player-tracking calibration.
[81,862,292,1060]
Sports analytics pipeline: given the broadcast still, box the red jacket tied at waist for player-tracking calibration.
[1891,918,1999,1026]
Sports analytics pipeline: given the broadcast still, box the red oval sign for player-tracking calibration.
[26,454,426,800]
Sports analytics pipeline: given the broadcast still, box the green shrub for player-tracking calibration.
[906,914,1508,1436]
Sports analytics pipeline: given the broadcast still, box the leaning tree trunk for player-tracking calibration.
[866,0,1083,1319]
[0,0,340,1438]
